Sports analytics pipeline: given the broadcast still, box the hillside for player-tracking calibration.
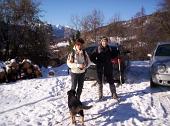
[50,11,170,62]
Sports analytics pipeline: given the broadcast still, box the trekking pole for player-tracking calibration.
[117,45,122,87]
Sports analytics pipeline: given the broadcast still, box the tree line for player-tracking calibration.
[70,0,170,60]
[0,0,53,65]
[0,0,170,64]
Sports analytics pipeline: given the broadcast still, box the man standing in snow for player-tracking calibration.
[67,38,91,100]
[90,36,118,100]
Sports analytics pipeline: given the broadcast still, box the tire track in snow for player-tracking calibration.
[150,87,170,125]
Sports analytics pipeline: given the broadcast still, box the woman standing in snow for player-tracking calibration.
[90,36,118,100]
[67,38,91,100]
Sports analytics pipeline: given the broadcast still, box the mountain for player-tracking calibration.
[52,25,75,39]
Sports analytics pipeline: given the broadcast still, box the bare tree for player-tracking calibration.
[70,15,81,31]
[107,14,127,42]
[157,0,170,36]
[134,6,145,18]
[143,0,170,52]
[80,9,104,42]
[0,0,52,65]
[159,0,170,11]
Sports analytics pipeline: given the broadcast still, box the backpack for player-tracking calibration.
[67,49,88,74]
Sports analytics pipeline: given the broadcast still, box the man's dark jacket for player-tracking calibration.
[90,45,116,75]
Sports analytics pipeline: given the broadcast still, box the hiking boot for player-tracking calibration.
[112,93,118,99]
[98,83,103,100]
[98,95,103,100]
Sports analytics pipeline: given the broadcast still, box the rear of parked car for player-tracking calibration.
[85,43,130,84]
[148,42,170,87]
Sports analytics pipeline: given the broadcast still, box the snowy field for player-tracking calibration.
[0,61,170,126]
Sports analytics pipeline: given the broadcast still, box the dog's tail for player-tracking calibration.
[82,105,93,110]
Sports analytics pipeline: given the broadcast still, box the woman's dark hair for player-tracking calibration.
[100,36,108,42]
[75,38,85,44]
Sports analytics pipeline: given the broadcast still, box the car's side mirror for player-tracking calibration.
[147,54,152,57]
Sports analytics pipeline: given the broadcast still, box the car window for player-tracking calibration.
[110,46,119,57]
[85,45,120,57]
[85,46,96,55]
[155,44,170,56]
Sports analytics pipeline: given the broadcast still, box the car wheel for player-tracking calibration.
[150,78,157,88]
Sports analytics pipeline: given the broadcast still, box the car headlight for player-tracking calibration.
[157,64,166,73]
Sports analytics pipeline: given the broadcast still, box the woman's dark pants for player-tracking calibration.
[71,72,85,100]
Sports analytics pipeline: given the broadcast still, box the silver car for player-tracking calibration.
[148,42,170,87]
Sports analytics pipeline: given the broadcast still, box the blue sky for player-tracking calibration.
[39,0,161,26]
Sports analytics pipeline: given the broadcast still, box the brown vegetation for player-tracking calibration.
[1,0,170,65]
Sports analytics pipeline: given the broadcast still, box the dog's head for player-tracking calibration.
[67,89,76,97]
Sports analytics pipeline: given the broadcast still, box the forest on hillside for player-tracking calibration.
[0,0,170,66]
[69,0,170,60]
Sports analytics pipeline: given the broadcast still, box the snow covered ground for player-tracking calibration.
[1,61,170,126]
